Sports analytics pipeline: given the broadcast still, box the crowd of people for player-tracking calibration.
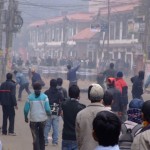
[0,62,150,150]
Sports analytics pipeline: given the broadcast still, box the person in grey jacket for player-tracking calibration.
[14,70,31,101]
[76,84,106,150]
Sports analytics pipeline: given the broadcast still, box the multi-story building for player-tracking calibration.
[27,0,143,73]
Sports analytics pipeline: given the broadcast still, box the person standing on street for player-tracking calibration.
[61,85,86,150]
[106,77,123,121]
[67,63,80,87]
[0,73,18,135]
[76,84,106,150]
[14,70,31,101]
[132,71,144,99]
[57,78,68,100]
[115,71,128,122]
[24,82,51,150]
[103,63,117,80]
[44,79,63,146]
[31,69,45,87]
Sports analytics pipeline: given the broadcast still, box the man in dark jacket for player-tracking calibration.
[61,85,86,150]
[31,69,45,87]
[44,79,63,146]
[132,71,144,99]
[106,77,123,120]
[67,63,80,87]
[0,73,18,135]
[103,63,117,80]
[57,78,68,100]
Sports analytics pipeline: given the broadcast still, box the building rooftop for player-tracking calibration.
[71,28,97,40]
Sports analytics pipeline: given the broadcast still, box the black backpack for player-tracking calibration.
[119,123,142,150]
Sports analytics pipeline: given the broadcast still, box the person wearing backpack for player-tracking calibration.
[44,79,63,146]
[131,100,150,150]
[56,78,68,100]
[119,98,144,150]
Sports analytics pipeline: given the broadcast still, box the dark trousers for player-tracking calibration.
[2,105,15,134]
[30,121,46,150]
[18,83,31,99]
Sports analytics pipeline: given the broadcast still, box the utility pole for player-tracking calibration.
[107,0,110,52]
[2,0,15,80]
[143,0,150,60]
[0,0,4,49]
[107,0,110,60]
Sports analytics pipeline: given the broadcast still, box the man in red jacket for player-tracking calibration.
[115,71,128,122]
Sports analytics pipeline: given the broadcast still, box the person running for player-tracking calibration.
[61,85,85,150]
[14,70,31,101]
[0,73,18,136]
[24,82,51,150]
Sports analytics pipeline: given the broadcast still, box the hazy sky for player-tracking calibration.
[19,0,88,24]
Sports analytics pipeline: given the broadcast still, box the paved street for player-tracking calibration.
[0,78,149,150]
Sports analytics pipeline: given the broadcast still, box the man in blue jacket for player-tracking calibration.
[67,63,80,87]
[14,70,31,101]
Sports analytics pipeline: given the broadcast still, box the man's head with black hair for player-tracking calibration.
[103,91,113,106]
[110,63,114,69]
[67,65,71,70]
[69,85,80,99]
[138,70,145,80]
[142,100,150,123]
[57,78,63,86]
[6,73,13,80]
[13,70,17,75]
[93,111,121,147]
[50,79,57,88]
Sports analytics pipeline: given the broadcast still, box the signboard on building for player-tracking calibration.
[90,22,108,32]
[128,19,145,33]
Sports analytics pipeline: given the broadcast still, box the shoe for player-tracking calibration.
[2,133,7,135]
[52,143,58,146]
[8,132,17,136]
[18,99,21,101]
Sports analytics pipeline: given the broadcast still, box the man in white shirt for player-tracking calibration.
[92,111,121,150]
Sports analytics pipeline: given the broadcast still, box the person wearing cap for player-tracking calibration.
[14,70,31,101]
[115,71,128,122]
[131,100,150,150]
[76,84,106,150]
[67,63,80,88]
[106,77,123,120]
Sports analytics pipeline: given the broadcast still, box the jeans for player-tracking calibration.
[30,121,46,150]
[44,115,59,144]
[62,140,78,150]
[2,105,15,134]
[18,83,31,99]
